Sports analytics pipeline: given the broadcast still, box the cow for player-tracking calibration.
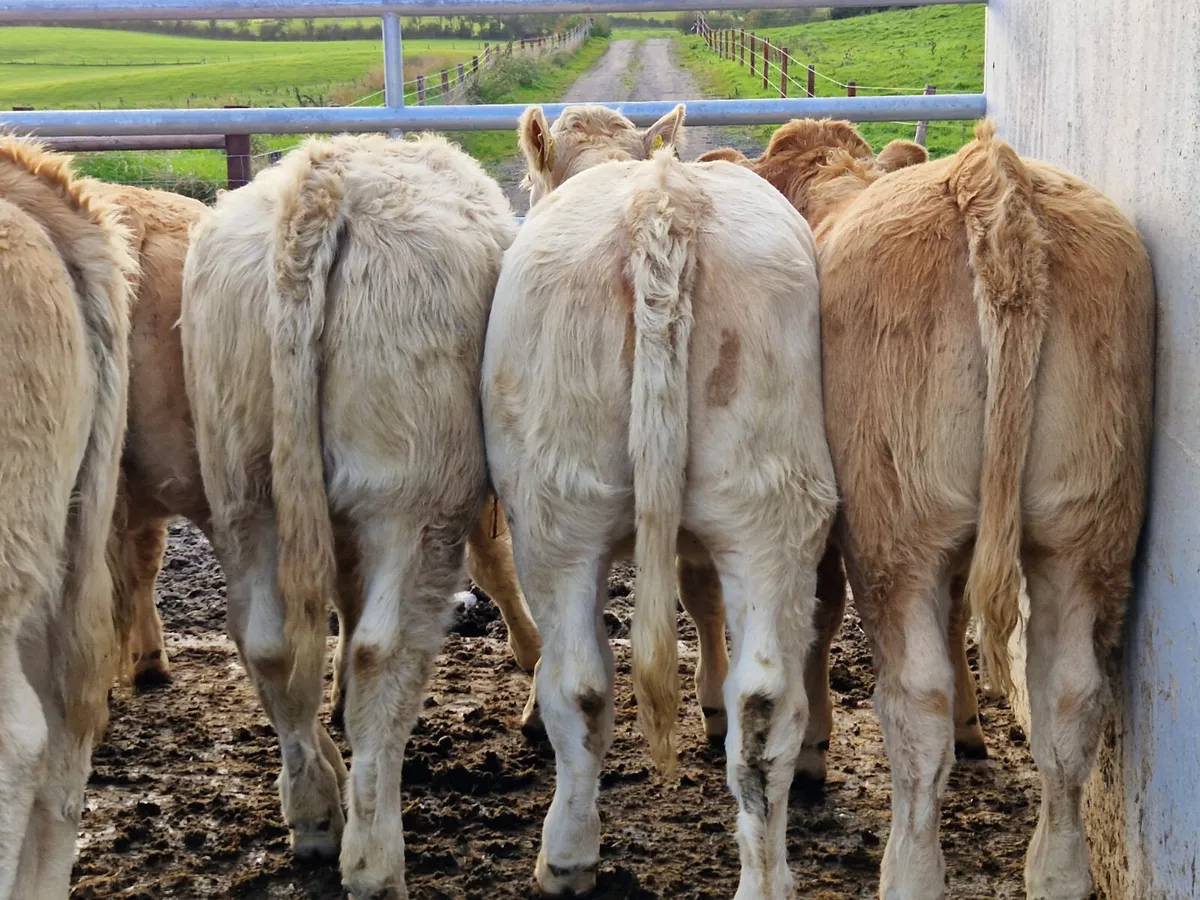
[0,137,134,897]
[699,120,1154,900]
[483,103,838,899]
[89,182,540,721]
[180,132,518,898]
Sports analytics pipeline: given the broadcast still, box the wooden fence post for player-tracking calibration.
[222,104,251,192]
[441,68,451,100]
[807,63,815,97]
[914,84,936,146]
[472,54,479,76]
[749,33,756,78]
[780,47,789,98]
[416,74,426,105]
[761,37,769,90]
[457,62,466,89]
[739,28,745,67]
[847,80,857,97]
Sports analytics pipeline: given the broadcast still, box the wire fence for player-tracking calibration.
[693,16,961,147]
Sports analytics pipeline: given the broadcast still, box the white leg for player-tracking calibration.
[219,515,346,862]
[339,516,463,899]
[520,551,614,897]
[0,629,45,898]
[715,543,814,900]
[870,578,955,900]
[1023,558,1103,900]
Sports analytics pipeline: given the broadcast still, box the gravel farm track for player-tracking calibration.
[72,39,1040,900]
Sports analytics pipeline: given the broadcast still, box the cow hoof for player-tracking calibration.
[954,737,989,760]
[535,853,597,896]
[132,649,171,689]
[792,742,828,798]
[701,706,728,742]
[290,820,340,862]
[954,718,989,760]
[521,706,547,743]
[133,665,172,690]
[345,883,405,900]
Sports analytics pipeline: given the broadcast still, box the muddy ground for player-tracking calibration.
[72,521,1040,900]
[71,36,1041,900]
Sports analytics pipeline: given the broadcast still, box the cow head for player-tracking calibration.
[702,120,930,233]
[517,103,687,207]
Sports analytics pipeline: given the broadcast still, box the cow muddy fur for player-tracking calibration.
[72,522,1040,899]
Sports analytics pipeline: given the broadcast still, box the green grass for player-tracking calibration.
[0,27,480,109]
[0,28,607,196]
[675,4,985,157]
[609,26,677,40]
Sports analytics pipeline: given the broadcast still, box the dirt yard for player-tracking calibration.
[71,521,1040,900]
[70,36,1041,900]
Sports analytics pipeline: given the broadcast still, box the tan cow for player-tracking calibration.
[485,103,838,899]
[89,184,539,722]
[0,137,133,897]
[701,120,1154,900]
[181,132,518,898]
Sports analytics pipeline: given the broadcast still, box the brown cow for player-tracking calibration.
[0,137,133,897]
[701,120,1154,900]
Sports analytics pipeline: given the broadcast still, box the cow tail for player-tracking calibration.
[627,154,697,778]
[953,119,1050,697]
[268,146,345,685]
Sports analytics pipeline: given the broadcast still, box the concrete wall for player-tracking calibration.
[986,1,1200,898]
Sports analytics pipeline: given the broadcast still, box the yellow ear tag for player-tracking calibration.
[652,134,665,152]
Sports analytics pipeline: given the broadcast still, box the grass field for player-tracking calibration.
[674,4,985,157]
[0,27,608,197]
[0,27,482,109]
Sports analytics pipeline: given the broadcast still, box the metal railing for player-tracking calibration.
[0,0,987,137]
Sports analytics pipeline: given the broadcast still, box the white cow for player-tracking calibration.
[483,103,838,899]
[180,132,516,898]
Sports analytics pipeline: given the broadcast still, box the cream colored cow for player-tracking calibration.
[181,132,518,898]
[703,120,1154,900]
[484,103,838,899]
[93,186,538,719]
[0,137,133,898]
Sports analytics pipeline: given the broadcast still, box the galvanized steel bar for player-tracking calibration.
[382,13,405,110]
[0,94,987,137]
[0,0,980,22]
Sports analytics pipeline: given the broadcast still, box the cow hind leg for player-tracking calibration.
[796,541,846,788]
[949,576,987,760]
[467,501,541,672]
[522,550,614,897]
[709,535,816,900]
[0,625,46,897]
[221,515,346,862]
[1022,556,1106,900]
[129,519,172,688]
[339,513,462,899]
[678,553,729,742]
[862,569,956,900]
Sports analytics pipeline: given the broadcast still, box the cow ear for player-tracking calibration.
[644,103,686,156]
[518,105,555,176]
[875,139,928,173]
